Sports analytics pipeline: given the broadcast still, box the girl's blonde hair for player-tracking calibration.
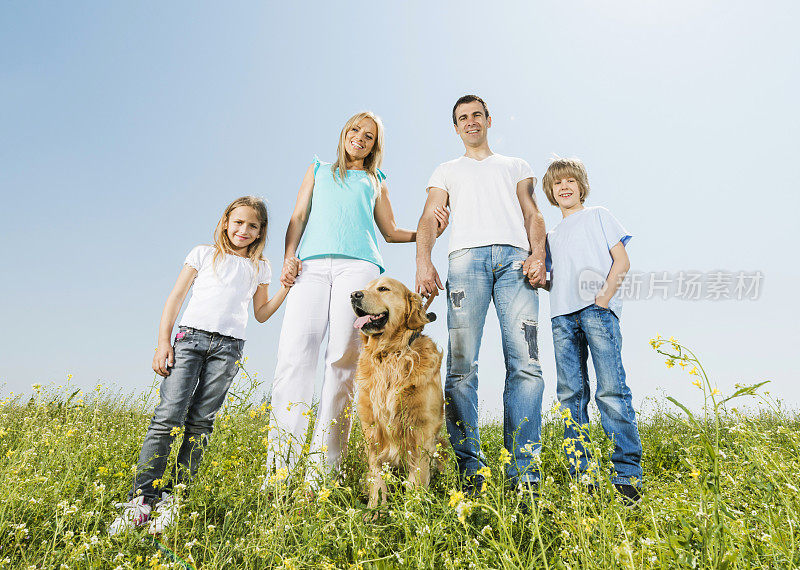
[542,156,591,206]
[332,111,385,195]
[212,196,269,273]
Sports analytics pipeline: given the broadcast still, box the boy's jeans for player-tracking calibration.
[445,245,544,484]
[551,305,642,486]
[129,327,243,503]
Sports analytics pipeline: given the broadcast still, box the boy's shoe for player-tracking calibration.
[148,493,177,535]
[614,484,641,504]
[109,496,152,536]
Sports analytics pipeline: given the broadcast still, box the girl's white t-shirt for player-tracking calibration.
[179,245,271,340]
[427,154,536,254]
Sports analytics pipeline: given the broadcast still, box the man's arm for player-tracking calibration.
[517,177,547,287]
[415,187,449,295]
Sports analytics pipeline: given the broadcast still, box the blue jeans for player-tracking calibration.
[445,245,544,484]
[551,305,642,486]
[129,327,243,502]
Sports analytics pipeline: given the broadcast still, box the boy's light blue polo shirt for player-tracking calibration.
[296,157,385,273]
[545,206,631,318]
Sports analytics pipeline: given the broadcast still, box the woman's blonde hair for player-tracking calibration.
[332,111,385,195]
[212,196,269,274]
[542,156,591,206]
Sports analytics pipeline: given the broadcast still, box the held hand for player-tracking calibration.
[434,205,450,237]
[416,260,444,297]
[152,343,174,377]
[280,256,302,287]
[283,257,301,288]
[522,255,547,288]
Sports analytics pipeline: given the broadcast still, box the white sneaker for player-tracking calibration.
[148,492,178,535]
[109,496,151,536]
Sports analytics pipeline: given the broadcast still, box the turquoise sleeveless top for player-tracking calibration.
[296,157,386,273]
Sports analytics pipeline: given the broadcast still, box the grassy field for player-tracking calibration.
[0,338,798,569]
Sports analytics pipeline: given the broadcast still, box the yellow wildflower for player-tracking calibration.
[317,487,331,502]
[477,466,492,479]
[448,489,465,508]
[499,447,512,466]
[268,467,289,485]
[666,359,675,368]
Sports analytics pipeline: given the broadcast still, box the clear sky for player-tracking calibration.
[2,1,799,417]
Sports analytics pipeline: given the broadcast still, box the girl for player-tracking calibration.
[267,111,448,483]
[110,196,293,535]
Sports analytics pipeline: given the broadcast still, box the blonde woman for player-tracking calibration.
[267,111,448,482]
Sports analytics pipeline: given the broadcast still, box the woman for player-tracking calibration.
[266,111,448,482]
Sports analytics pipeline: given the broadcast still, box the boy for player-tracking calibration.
[542,156,642,502]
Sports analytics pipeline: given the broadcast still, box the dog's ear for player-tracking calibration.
[406,291,430,330]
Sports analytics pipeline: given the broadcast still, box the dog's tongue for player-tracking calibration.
[353,314,375,330]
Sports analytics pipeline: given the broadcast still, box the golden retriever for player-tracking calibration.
[350,277,446,508]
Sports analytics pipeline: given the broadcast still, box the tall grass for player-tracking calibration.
[0,340,798,569]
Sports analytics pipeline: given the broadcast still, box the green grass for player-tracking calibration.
[0,340,798,569]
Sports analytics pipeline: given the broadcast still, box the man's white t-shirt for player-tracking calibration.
[427,154,535,254]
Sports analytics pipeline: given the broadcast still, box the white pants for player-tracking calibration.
[267,256,379,477]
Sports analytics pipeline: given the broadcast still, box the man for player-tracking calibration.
[416,95,546,492]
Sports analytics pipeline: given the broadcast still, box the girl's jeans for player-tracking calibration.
[129,327,243,503]
[551,304,643,485]
[446,245,545,484]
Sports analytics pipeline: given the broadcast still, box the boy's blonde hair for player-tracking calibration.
[212,196,269,273]
[332,111,385,196]
[542,156,591,207]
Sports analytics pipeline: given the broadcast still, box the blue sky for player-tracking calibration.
[2,1,798,416]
